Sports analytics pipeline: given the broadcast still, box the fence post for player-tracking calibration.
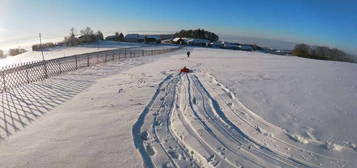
[26,65,30,83]
[58,60,62,74]
[43,61,48,79]
[87,55,90,67]
[75,55,78,69]
[2,67,6,92]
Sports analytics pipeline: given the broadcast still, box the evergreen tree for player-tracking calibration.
[174,29,219,41]
[119,33,124,41]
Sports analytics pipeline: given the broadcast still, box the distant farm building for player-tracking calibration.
[172,38,187,45]
[187,39,210,46]
[221,42,238,49]
[172,38,210,46]
[144,35,161,44]
[105,35,117,41]
[125,34,168,43]
[238,44,254,51]
[209,41,224,48]
[125,34,145,42]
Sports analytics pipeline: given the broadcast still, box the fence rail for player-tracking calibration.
[0,47,180,93]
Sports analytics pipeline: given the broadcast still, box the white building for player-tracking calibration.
[187,39,210,46]
[209,41,224,48]
[125,34,162,43]
[125,34,139,42]
[238,44,254,51]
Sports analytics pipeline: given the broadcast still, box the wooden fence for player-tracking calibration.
[0,47,180,93]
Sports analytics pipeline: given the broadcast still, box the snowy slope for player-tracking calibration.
[187,48,357,146]
[133,49,357,167]
[0,47,356,168]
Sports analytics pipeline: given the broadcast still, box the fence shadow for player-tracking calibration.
[0,47,181,140]
[0,61,128,139]
[0,73,91,139]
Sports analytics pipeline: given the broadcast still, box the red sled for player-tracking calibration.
[180,66,190,73]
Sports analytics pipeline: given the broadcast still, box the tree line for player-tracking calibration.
[174,29,219,41]
[30,27,105,51]
[63,27,104,46]
[0,48,28,57]
[292,43,354,63]
[32,42,55,51]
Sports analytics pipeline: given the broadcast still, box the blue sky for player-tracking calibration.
[0,0,356,53]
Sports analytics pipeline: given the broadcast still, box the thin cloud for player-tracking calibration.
[0,27,7,32]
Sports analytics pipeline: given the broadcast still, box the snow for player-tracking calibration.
[0,41,176,67]
[189,48,357,145]
[0,47,356,168]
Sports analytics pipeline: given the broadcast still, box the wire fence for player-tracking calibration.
[0,47,181,93]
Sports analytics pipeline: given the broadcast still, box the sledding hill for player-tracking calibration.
[0,47,356,168]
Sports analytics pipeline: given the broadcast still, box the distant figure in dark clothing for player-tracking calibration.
[187,51,191,58]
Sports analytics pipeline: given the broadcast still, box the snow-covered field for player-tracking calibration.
[0,47,356,168]
[0,41,176,67]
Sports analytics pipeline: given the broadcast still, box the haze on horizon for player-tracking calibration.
[0,0,356,54]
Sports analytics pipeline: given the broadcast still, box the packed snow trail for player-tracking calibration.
[134,72,357,168]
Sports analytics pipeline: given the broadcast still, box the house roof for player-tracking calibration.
[187,39,210,43]
[146,35,160,40]
[125,34,161,40]
[125,34,140,39]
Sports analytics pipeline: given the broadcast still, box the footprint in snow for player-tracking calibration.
[141,131,150,140]
[228,92,235,99]
[118,88,124,93]
[146,144,156,156]
[192,97,197,105]
[163,162,174,168]
[168,150,182,160]
[132,103,144,106]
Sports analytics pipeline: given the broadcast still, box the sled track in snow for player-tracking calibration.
[133,73,357,168]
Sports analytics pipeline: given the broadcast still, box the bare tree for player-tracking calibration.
[79,26,95,43]
[292,43,353,62]
[80,26,94,36]
[292,44,310,58]
[64,27,79,46]
[70,27,76,36]
[9,48,27,56]
[96,30,104,40]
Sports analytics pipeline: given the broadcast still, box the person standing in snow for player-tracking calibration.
[187,51,191,58]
